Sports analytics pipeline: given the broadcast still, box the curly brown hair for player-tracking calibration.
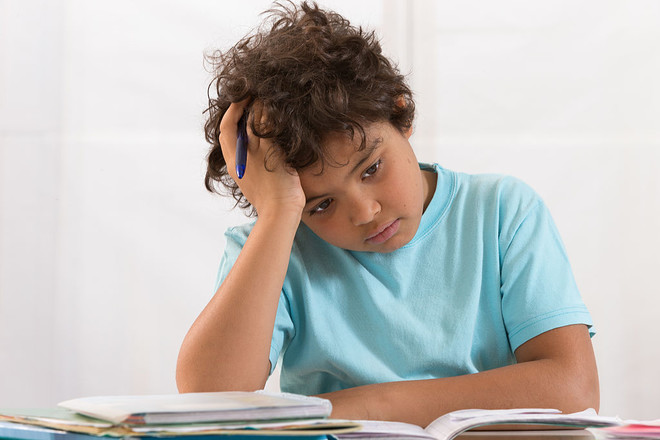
[203,1,415,214]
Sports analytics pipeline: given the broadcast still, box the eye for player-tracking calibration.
[362,159,382,178]
[309,198,333,216]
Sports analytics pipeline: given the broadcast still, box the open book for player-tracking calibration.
[337,408,622,440]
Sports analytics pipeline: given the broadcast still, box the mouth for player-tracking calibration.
[365,219,401,245]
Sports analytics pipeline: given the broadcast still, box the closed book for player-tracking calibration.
[58,391,332,425]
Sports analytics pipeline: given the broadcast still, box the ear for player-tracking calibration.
[394,96,413,139]
[403,124,413,139]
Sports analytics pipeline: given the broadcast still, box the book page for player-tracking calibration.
[425,408,621,440]
[336,420,435,439]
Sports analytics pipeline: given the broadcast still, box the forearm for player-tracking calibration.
[319,326,599,427]
[322,359,597,427]
[176,211,300,393]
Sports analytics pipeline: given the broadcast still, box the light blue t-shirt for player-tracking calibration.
[216,163,593,395]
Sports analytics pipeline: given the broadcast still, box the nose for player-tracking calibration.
[349,196,381,226]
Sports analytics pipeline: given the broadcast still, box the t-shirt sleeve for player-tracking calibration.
[214,226,295,375]
[499,183,594,352]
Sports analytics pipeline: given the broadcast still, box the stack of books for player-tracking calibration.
[0,391,361,439]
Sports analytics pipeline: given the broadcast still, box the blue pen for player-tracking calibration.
[235,112,248,179]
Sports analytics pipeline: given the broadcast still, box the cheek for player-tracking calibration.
[385,156,420,202]
[303,217,348,243]
[383,172,416,211]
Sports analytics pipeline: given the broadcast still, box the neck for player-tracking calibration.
[421,170,437,213]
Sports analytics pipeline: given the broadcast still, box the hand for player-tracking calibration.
[316,386,380,421]
[219,100,306,219]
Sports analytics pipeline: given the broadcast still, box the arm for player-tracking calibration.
[317,324,599,427]
[176,102,305,393]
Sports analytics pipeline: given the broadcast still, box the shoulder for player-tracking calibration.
[438,166,542,216]
[461,170,541,212]
[457,173,558,255]
[431,165,548,238]
[427,163,537,198]
[223,220,256,247]
[458,171,539,204]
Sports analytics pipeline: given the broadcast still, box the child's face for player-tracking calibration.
[299,122,436,253]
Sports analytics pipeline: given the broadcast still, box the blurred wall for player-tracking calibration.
[402,1,660,420]
[0,0,658,420]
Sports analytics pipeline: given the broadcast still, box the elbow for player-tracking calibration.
[573,349,601,413]
[176,370,198,394]
[176,358,205,394]
[176,354,270,394]
[175,352,222,394]
[574,366,600,413]
[177,378,267,394]
[175,360,237,394]
[176,366,238,394]
[557,360,600,414]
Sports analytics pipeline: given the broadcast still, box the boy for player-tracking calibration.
[176,1,599,426]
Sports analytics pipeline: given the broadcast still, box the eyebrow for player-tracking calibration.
[304,137,382,206]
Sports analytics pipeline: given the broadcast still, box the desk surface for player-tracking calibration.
[0,421,105,440]
[0,422,603,441]
[0,420,329,440]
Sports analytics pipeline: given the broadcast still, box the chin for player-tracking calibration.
[379,239,408,253]
[371,234,411,253]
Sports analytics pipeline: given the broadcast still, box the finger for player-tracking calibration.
[245,101,263,143]
[219,100,250,179]
[246,101,276,159]
[247,102,283,172]
[243,101,265,170]
[220,98,250,134]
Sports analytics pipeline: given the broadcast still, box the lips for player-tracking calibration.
[365,219,401,245]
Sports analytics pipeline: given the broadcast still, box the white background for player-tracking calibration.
[1,0,658,420]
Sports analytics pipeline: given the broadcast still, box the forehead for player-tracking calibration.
[304,123,385,176]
